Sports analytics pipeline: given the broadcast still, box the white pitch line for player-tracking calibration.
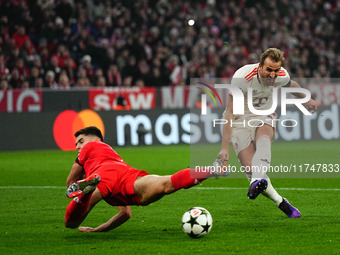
[0,186,339,191]
[194,187,340,191]
[0,186,65,189]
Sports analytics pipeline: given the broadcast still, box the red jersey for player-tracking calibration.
[76,141,128,177]
[75,141,148,206]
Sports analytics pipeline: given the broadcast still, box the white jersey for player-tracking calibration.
[229,63,291,120]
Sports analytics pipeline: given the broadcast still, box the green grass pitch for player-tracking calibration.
[0,140,339,254]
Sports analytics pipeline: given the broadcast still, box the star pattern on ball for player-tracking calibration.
[188,231,199,238]
[187,215,199,228]
[201,221,211,233]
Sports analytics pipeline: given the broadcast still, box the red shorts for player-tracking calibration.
[95,164,149,206]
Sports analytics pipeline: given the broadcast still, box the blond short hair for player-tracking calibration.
[260,48,285,65]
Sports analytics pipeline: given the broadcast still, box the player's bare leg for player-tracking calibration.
[134,168,208,205]
[134,175,175,205]
[237,141,255,182]
[64,188,103,228]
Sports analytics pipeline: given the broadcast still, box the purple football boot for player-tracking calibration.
[247,179,268,200]
[279,198,301,218]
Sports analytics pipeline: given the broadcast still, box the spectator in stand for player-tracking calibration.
[16,58,30,79]
[77,67,91,86]
[58,26,72,48]
[106,64,122,87]
[75,77,91,88]
[168,55,186,86]
[34,77,44,89]
[96,76,106,88]
[80,55,95,80]
[37,0,54,11]
[22,80,30,89]
[45,70,58,89]
[137,59,150,83]
[5,42,20,71]
[115,48,128,70]
[9,68,23,89]
[331,65,340,78]
[28,67,41,88]
[52,44,71,68]
[1,0,340,89]
[57,73,71,90]
[93,68,104,85]
[144,67,164,87]
[64,57,77,85]
[135,79,145,88]
[32,56,45,78]
[37,48,50,71]
[0,79,9,90]
[71,14,98,40]
[12,25,31,49]
[0,53,9,79]
[48,56,62,81]
[103,47,116,73]
[87,0,106,23]
[121,56,139,82]
[20,40,36,64]
[122,76,133,87]
[55,0,73,26]
[0,16,10,46]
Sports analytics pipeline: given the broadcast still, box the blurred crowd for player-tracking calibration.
[0,0,340,90]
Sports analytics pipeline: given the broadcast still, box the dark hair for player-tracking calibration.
[74,126,104,141]
[260,48,285,66]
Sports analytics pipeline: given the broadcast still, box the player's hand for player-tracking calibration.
[213,156,228,168]
[78,226,95,232]
[212,150,230,177]
[305,99,319,114]
[217,148,230,163]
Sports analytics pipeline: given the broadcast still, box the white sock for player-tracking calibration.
[261,174,283,206]
[251,135,271,183]
[249,135,282,205]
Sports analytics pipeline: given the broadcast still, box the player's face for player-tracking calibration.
[75,134,93,153]
[259,58,282,86]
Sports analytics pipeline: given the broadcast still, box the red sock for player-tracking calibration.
[171,168,208,190]
[64,194,92,222]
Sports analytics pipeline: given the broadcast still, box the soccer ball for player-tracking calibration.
[181,207,213,238]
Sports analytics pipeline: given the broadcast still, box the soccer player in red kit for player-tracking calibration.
[64,126,213,232]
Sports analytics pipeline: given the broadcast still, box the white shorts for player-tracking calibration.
[231,114,276,155]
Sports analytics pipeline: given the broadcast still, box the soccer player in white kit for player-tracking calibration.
[216,48,319,218]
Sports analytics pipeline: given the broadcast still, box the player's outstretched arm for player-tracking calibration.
[217,95,234,162]
[66,163,85,187]
[78,206,131,232]
[304,98,319,113]
[289,80,319,113]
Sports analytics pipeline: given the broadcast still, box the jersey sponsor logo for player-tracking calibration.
[252,97,269,107]
[53,109,105,151]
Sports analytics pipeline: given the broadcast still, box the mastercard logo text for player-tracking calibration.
[53,109,105,151]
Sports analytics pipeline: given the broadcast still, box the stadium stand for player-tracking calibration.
[0,0,339,90]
